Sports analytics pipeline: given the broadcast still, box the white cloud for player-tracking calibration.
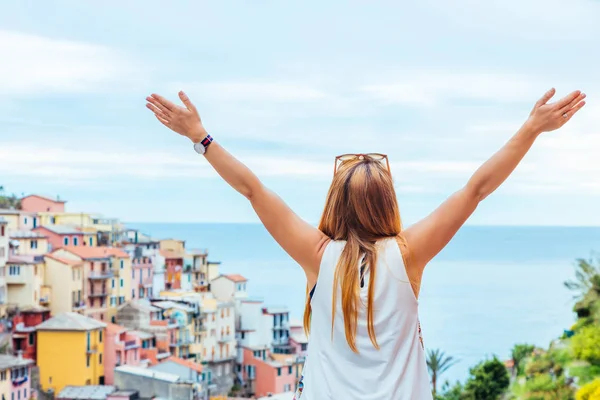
[0,30,141,96]
[174,82,330,103]
[362,71,547,107]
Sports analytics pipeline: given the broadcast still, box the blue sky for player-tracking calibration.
[1,0,599,225]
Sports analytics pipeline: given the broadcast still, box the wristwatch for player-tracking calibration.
[193,134,213,155]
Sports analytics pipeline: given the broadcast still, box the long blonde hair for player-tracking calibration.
[303,155,408,352]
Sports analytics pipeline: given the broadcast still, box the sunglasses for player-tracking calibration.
[334,153,390,174]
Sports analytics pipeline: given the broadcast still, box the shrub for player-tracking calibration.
[463,357,510,400]
[576,378,600,400]
[572,326,600,365]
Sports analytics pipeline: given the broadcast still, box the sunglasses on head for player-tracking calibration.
[334,153,390,174]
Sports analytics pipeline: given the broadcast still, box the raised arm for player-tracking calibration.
[146,91,328,282]
[404,88,586,280]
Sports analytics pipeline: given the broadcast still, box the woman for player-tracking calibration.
[146,88,585,399]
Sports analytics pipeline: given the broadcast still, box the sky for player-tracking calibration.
[1,0,599,225]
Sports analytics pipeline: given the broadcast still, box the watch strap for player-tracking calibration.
[200,134,213,149]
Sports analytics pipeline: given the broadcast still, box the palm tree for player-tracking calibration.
[427,348,458,397]
[565,258,600,320]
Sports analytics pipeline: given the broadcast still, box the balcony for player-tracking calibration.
[86,345,98,354]
[88,291,108,298]
[170,337,193,348]
[218,335,234,343]
[6,273,26,285]
[88,270,113,280]
[73,301,86,311]
[138,276,153,288]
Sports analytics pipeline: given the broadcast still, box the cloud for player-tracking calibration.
[0,30,141,96]
[178,82,330,103]
[361,71,547,107]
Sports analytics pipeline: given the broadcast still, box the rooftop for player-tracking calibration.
[0,208,21,215]
[9,230,46,239]
[263,306,289,315]
[44,254,82,266]
[162,356,203,373]
[115,365,180,383]
[0,355,34,370]
[36,225,83,235]
[159,249,185,259]
[105,322,127,335]
[36,312,107,331]
[56,385,116,400]
[59,246,129,259]
[290,332,308,344]
[121,299,160,313]
[224,274,248,283]
[22,194,66,203]
[151,301,195,313]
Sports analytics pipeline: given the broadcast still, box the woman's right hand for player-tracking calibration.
[146,91,208,143]
[526,88,586,134]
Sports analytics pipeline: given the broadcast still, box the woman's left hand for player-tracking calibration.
[146,91,208,143]
[526,88,586,134]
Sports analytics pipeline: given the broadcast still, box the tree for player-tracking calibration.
[462,357,510,400]
[571,325,600,365]
[427,349,458,397]
[512,343,535,376]
[576,378,600,400]
[435,381,464,400]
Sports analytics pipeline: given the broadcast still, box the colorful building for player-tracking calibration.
[43,254,84,315]
[149,356,205,399]
[0,209,38,232]
[11,306,52,362]
[131,257,153,300]
[20,194,66,213]
[50,246,132,322]
[151,300,196,360]
[33,225,86,250]
[0,218,8,316]
[210,274,248,300]
[37,312,106,393]
[104,323,142,385]
[115,300,174,364]
[161,250,183,290]
[6,254,46,309]
[288,318,308,360]
[9,230,49,256]
[159,239,185,254]
[0,354,35,400]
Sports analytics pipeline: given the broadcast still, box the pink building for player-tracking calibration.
[20,194,66,213]
[131,257,153,300]
[104,323,142,385]
[288,319,308,360]
[33,225,85,249]
[241,348,298,397]
[0,354,34,400]
[160,250,183,290]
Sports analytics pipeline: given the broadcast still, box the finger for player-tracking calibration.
[535,88,556,108]
[146,103,170,121]
[150,93,177,112]
[562,92,586,111]
[563,100,586,122]
[155,114,171,128]
[146,96,172,116]
[178,91,197,113]
[555,90,581,109]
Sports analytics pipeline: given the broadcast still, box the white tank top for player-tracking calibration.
[296,238,432,400]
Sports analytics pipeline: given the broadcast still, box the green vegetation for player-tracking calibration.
[434,256,600,399]
[0,185,21,209]
[427,349,458,397]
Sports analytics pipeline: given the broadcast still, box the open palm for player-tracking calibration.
[528,88,586,133]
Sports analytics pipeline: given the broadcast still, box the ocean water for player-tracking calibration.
[130,223,600,383]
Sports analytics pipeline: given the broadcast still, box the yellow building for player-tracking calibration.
[152,300,197,360]
[44,254,84,315]
[37,312,106,393]
[6,255,46,309]
[160,239,185,253]
[37,211,93,228]
[9,230,49,256]
[50,247,132,323]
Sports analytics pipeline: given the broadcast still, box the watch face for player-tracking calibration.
[194,142,205,155]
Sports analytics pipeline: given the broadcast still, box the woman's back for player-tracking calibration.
[298,238,432,400]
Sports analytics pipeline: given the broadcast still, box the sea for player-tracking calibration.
[129,223,600,384]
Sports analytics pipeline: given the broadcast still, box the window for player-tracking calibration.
[99,354,103,364]
[120,279,124,288]
[89,237,93,246]
[63,237,69,245]
[284,384,292,392]
[110,296,116,306]
[301,343,307,351]
[73,237,78,246]
[86,355,90,367]
[30,240,38,249]
[24,217,28,225]
[50,217,56,224]
[86,332,91,350]
[139,288,144,298]
[0,371,5,380]
[288,366,292,374]
[132,289,135,299]
[0,225,4,236]
[277,367,282,376]
[99,330,103,343]
[111,279,115,288]
[23,390,26,399]
[120,260,124,269]
[28,333,34,346]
